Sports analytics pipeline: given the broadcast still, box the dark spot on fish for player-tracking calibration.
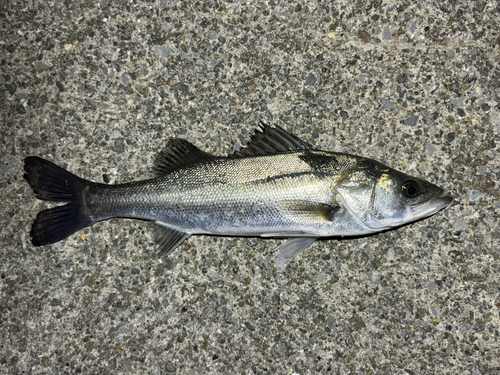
[299,151,333,171]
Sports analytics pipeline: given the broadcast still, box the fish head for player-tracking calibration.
[335,162,452,232]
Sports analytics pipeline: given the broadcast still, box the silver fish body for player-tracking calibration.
[24,124,452,270]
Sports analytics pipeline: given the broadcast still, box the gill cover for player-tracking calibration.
[334,170,381,231]
[335,163,451,232]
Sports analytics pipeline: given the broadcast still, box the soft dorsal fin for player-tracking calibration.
[231,122,314,158]
[153,138,218,176]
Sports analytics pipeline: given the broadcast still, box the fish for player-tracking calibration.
[24,123,452,270]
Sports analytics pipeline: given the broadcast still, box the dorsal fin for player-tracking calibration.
[231,122,314,158]
[153,138,217,176]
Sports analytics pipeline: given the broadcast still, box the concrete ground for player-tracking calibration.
[1,1,499,374]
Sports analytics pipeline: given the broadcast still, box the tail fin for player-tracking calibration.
[24,157,95,246]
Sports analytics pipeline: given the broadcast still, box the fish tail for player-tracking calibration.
[23,156,95,246]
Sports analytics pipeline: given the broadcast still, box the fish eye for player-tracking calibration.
[402,180,420,198]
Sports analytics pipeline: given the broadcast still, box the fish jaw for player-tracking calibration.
[407,188,453,222]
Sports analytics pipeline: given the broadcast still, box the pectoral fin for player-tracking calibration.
[278,200,340,222]
[155,223,191,257]
[275,237,318,272]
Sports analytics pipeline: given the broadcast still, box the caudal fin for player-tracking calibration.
[24,157,95,246]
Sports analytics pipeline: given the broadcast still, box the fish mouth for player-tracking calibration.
[412,189,453,219]
[430,188,453,209]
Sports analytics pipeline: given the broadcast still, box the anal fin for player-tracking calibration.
[155,223,191,258]
[275,237,318,272]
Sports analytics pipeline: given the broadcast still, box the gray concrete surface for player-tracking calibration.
[1,1,499,374]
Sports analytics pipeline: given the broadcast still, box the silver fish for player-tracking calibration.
[24,124,452,270]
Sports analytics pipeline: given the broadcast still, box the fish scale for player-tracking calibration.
[85,153,325,233]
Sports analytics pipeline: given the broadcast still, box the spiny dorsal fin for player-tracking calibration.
[231,122,314,158]
[153,138,218,176]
